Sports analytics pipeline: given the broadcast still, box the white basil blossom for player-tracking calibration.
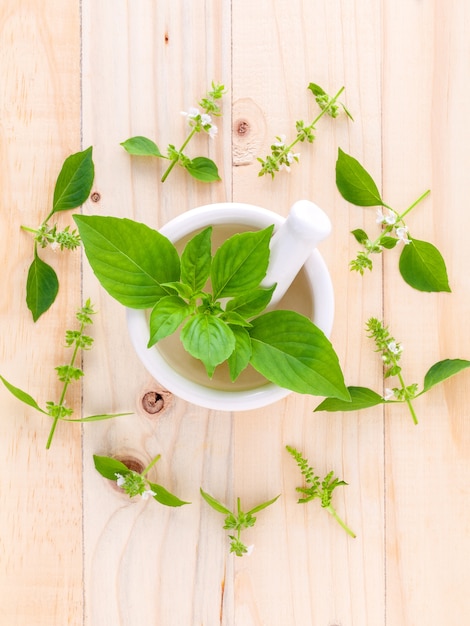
[273,134,287,148]
[181,106,200,120]
[395,226,411,244]
[376,208,397,225]
[387,340,402,355]
[141,489,156,500]
[246,544,255,556]
[115,473,126,487]
[207,124,218,138]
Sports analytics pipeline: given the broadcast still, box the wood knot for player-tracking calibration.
[118,456,145,474]
[236,120,250,136]
[106,454,146,495]
[141,388,172,416]
[142,391,164,413]
[164,32,169,44]
[90,192,101,202]
[232,98,266,166]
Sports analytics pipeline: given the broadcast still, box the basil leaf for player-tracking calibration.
[161,281,194,299]
[381,236,398,249]
[74,215,180,308]
[0,375,47,414]
[399,238,451,292]
[181,314,236,377]
[307,82,327,98]
[148,296,191,346]
[120,136,163,157]
[247,494,280,516]
[62,412,132,422]
[26,252,59,321]
[314,386,384,412]
[93,455,131,480]
[336,148,383,207]
[200,488,232,515]
[351,228,369,245]
[248,311,349,400]
[185,157,221,182]
[52,146,94,214]
[220,311,251,328]
[227,326,252,381]
[421,359,470,394]
[225,285,275,319]
[180,226,212,291]
[147,481,190,507]
[211,226,274,298]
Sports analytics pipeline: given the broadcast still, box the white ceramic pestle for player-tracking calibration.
[261,200,332,308]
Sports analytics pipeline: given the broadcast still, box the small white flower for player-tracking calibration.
[286,151,300,164]
[200,113,212,126]
[387,341,402,355]
[50,241,60,252]
[376,209,397,225]
[273,134,286,148]
[246,544,255,556]
[181,106,200,120]
[115,473,125,487]
[384,388,395,401]
[141,489,156,500]
[395,226,410,244]
[207,124,218,139]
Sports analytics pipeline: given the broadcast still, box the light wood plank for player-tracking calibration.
[232,1,385,624]
[383,1,470,624]
[0,1,83,624]
[80,2,234,624]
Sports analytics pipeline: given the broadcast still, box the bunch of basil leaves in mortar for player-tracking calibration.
[74,215,350,401]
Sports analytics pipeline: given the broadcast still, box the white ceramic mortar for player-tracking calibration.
[127,201,334,411]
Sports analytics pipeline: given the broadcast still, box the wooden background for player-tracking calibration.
[1,1,469,624]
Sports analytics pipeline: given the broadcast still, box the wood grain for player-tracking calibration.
[0,2,83,625]
[1,1,469,625]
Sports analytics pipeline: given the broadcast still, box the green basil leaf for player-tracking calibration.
[421,359,470,394]
[225,285,275,319]
[74,215,180,308]
[307,82,327,98]
[93,455,131,480]
[52,146,94,213]
[351,228,369,245]
[0,375,47,414]
[120,136,163,157]
[147,481,190,507]
[227,326,252,381]
[314,386,384,412]
[148,296,191,346]
[381,236,398,249]
[185,157,221,182]
[211,225,274,298]
[62,412,132,422]
[336,148,383,207]
[221,311,252,327]
[26,252,59,321]
[248,311,349,400]
[340,102,355,121]
[181,314,236,377]
[399,238,451,292]
[247,494,280,516]
[160,281,194,299]
[181,226,212,291]
[200,488,232,515]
